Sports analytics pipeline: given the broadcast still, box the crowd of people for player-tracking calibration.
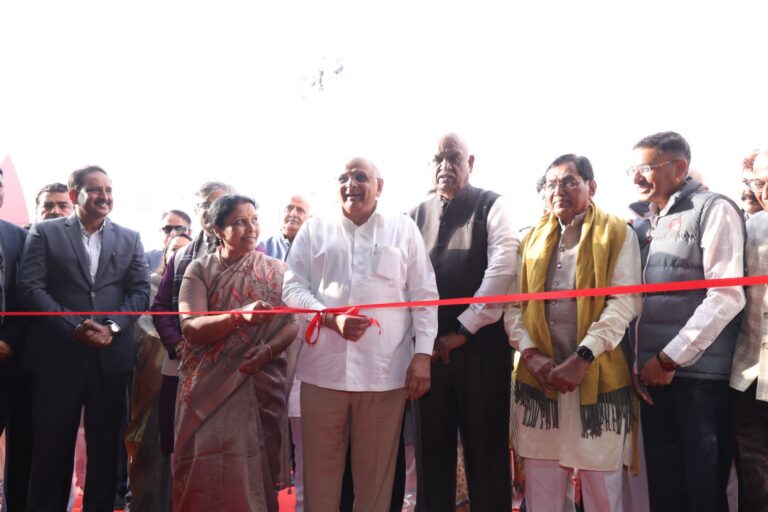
[0,129,764,512]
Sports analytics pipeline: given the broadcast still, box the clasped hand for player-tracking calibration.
[521,350,589,394]
[73,319,113,348]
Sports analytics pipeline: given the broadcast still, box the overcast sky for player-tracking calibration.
[1,1,766,248]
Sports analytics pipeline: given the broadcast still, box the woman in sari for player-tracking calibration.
[174,194,298,512]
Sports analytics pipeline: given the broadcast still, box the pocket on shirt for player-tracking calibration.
[372,245,403,282]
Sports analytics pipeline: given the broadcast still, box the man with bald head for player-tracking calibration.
[260,194,310,260]
[283,157,438,511]
[411,134,518,511]
[730,149,768,510]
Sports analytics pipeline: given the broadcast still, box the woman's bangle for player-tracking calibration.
[264,343,273,361]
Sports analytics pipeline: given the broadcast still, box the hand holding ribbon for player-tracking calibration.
[305,306,382,345]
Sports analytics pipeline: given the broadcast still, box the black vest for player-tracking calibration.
[411,185,508,352]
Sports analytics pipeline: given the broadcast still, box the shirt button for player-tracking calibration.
[556,263,562,269]
[90,292,96,298]
[559,245,566,252]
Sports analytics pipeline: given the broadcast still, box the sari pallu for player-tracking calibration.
[173,250,294,512]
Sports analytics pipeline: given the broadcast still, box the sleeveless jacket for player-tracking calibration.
[631,177,744,380]
[411,184,508,352]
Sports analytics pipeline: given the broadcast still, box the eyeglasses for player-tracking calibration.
[161,225,189,235]
[337,171,377,185]
[625,160,680,177]
[544,176,584,192]
[746,179,767,194]
[195,202,211,212]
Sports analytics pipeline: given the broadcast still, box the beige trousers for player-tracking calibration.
[300,383,406,512]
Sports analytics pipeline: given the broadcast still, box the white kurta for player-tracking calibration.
[283,210,438,392]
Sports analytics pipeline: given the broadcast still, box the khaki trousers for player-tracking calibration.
[300,383,406,512]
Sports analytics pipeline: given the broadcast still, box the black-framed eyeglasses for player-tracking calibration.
[625,160,680,177]
[161,225,189,235]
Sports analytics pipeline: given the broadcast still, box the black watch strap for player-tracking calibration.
[576,345,595,363]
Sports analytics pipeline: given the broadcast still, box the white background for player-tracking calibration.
[1,1,766,249]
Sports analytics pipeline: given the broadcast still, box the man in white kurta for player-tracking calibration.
[504,154,641,512]
[283,157,438,512]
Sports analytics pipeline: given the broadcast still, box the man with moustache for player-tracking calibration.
[145,210,192,274]
[35,182,73,221]
[628,132,745,512]
[283,157,438,512]
[0,167,33,511]
[18,165,150,512]
[730,150,768,511]
[259,194,311,260]
[151,182,234,462]
[739,149,763,219]
[410,133,518,511]
[505,154,641,511]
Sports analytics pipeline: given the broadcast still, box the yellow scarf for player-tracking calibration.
[515,203,633,437]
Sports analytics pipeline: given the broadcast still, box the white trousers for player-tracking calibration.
[524,458,623,512]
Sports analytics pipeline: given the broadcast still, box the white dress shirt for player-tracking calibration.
[456,196,520,334]
[647,198,746,366]
[77,217,105,282]
[730,211,768,400]
[283,210,438,392]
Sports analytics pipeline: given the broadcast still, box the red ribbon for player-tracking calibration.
[7,274,767,343]
[303,306,382,345]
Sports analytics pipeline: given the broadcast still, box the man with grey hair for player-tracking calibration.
[283,157,438,512]
[260,194,311,261]
[730,149,768,511]
[151,181,234,464]
[628,131,745,512]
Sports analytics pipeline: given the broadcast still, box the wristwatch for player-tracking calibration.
[104,320,121,335]
[656,351,678,372]
[575,345,595,363]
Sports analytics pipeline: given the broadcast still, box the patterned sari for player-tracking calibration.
[173,249,295,512]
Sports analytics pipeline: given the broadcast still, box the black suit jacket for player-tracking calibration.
[18,214,150,375]
[0,220,29,371]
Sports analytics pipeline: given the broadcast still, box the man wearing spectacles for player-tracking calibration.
[739,149,764,220]
[283,158,438,511]
[148,181,233,508]
[504,154,641,511]
[628,131,745,512]
[144,210,192,274]
[730,149,768,511]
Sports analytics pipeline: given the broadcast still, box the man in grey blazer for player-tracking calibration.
[18,165,150,512]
